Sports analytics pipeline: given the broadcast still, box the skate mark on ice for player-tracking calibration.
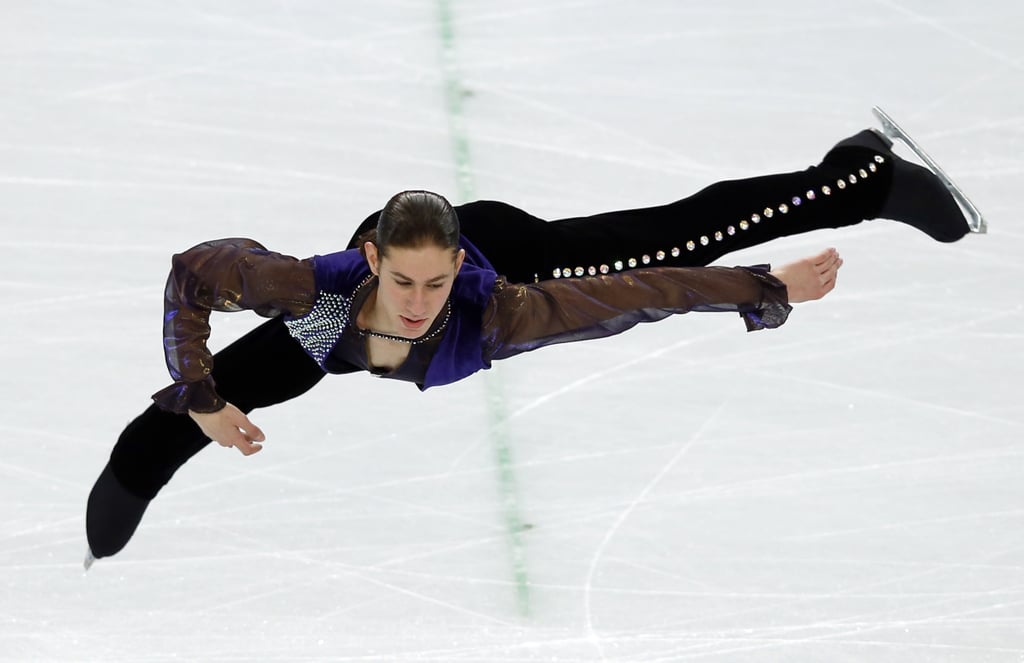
[870,0,1024,71]
[582,402,726,661]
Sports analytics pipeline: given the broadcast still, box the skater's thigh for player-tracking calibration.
[110,317,326,498]
[211,316,327,412]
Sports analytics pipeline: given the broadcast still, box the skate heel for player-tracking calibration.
[871,106,987,234]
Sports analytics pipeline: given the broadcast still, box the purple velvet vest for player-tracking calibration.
[285,238,498,389]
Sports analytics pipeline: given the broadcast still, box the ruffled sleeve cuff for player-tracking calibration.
[738,265,792,332]
[151,377,226,414]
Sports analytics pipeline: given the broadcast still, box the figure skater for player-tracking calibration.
[84,112,984,568]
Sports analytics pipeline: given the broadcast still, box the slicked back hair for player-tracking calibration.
[359,190,460,258]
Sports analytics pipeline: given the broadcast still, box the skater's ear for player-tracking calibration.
[453,248,465,274]
[364,241,380,275]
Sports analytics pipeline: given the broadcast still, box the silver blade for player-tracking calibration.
[83,548,96,572]
[872,106,987,234]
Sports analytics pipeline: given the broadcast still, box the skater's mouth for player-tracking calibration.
[400,315,428,331]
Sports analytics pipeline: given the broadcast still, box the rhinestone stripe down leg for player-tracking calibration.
[548,157,884,278]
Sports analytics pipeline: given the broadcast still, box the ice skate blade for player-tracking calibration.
[871,106,987,234]
[84,547,96,572]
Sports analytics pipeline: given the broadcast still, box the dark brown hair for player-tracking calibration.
[358,190,460,258]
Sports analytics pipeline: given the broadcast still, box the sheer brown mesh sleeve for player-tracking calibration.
[151,238,316,414]
[481,265,790,361]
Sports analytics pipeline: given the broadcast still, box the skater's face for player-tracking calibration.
[364,242,465,339]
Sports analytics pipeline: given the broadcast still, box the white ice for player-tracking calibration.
[2,1,1023,661]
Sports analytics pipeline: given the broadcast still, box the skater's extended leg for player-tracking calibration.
[536,142,895,279]
[448,129,972,285]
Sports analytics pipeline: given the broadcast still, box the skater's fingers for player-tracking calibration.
[212,427,246,449]
[812,247,838,267]
[815,250,840,272]
[819,256,844,282]
[216,427,262,455]
[819,258,842,284]
[234,437,263,456]
[223,419,264,455]
[238,419,266,444]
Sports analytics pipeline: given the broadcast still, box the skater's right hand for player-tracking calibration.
[189,403,266,456]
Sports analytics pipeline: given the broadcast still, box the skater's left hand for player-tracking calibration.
[770,248,843,303]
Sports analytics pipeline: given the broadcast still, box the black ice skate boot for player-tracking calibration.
[85,463,151,569]
[828,108,987,242]
[85,399,220,568]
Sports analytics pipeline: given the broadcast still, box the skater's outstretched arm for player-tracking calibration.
[481,247,841,362]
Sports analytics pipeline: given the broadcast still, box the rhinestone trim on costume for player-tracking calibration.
[546,156,884,279]
[284,291,354,366]
[284,276,452,362]
[359,300,451,345]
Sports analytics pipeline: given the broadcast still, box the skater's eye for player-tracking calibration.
[393,278,446,289]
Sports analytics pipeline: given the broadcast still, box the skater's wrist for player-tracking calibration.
[737,264,791,331]
[151,377,226,415]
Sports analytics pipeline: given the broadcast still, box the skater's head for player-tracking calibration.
[361,190,466,340]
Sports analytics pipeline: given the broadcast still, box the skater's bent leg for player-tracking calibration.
[108,315,327,499]
[88,316,332,559]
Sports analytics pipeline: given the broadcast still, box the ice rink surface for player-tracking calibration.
[2,1,1023,661]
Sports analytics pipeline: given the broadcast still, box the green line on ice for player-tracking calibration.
[437,0,531,618]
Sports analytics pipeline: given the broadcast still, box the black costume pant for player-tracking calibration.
[109,141,890,502]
